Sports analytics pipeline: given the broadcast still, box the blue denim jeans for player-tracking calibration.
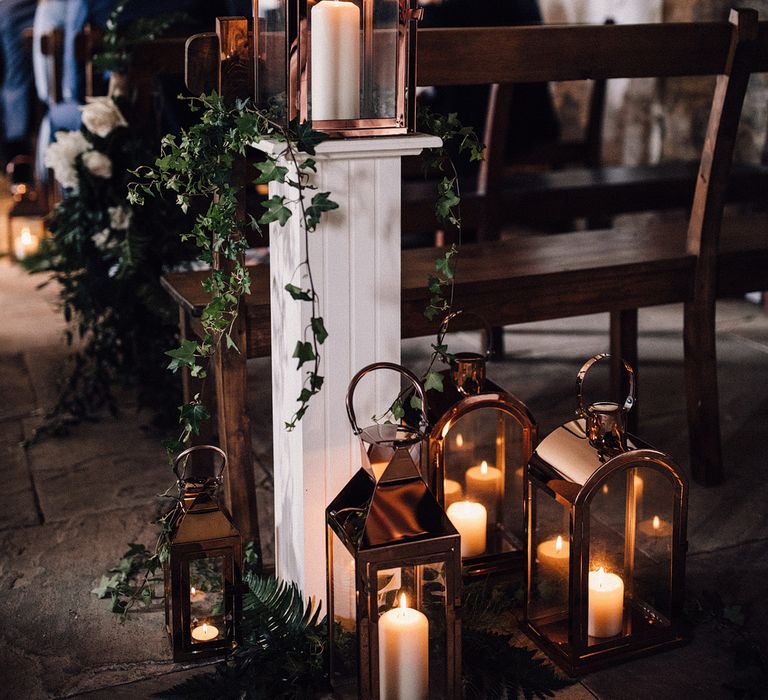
[0,0,36,142]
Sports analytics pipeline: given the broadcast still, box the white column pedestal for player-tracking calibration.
[256,134,441,604]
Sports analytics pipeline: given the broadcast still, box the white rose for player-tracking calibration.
[108,205,132,231]
[91,228,111,250]
[80,97,128,138]
[44,130,91,190]
[82,151,113,179]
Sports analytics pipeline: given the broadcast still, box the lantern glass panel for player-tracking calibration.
[375,560,449,700]
[255,1,288,119]
[329,528,357,687]
[188,554,226,644]
[444,407,528,553]
[528,482,570,643]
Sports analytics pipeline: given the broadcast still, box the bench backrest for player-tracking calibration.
[418,10,761,266]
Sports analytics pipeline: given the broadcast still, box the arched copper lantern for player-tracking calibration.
[524,355,688,675]
[327,362,462,699]
[254,0,421,137]
[164,445,242,662]
[425,313,537,577]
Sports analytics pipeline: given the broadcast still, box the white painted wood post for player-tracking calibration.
[256,135,440,604]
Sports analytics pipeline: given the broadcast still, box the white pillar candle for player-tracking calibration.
[378,593,429,700]
[588,567,624,638]
[465,460,502,523]
[443,478,463,508]
[191,622,219,641]
[536,535,570,579]
[311,0,360,121]
[446,500,487,558]
[14,227,39,261]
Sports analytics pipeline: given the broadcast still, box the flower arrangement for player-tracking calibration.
[27,96,194,435]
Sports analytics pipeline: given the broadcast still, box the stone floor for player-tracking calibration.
[1,239,768,697]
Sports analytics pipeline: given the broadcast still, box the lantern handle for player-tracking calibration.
[173,444,227,482]
[438,310,493,359]
[576,353,635,416]
[346,362,428,435]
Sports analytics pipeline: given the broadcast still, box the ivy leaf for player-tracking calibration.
[311,317,328,344]
[254,158,288,185]
[165,338,198,372]
[295,120,328,155]
[410,395,423,411]
[424,370,444,393]
[179,401,211,434]
[259,195,292,226]
[292,341,316,369]
[435,250,455,280]
[391,399,405,422]
[305,192,338,230]
[285,283,312,301]
[310,374,324,391]
[435,182,460,224]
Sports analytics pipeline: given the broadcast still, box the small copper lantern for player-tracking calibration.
[423,313,537,577]
[524,354,688,675]
[327,362,462,699]
[165,445,242,662]
[253,0,421,137]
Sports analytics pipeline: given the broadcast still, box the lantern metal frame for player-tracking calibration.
[327,362,462,699]
[252,0,421,137]
[425,312,537,577]
[164,445,243,662]
[524,355,689,675]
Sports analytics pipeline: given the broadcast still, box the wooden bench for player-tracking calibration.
[163,11,768,539]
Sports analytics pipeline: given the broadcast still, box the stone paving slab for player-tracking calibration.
[0,353,36,421]
[67,664,217,699]
[0,442,40,530]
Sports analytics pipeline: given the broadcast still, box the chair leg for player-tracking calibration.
[684,298,723,485]
[610,309,638,434]
[215,302,263,557]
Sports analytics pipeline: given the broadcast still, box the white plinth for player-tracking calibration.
[256,134,441,604]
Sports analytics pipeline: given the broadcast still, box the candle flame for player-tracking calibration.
[455,433,464,448]
[555,535,563,553]
[399,593,407,610]
[481,460,488,475]
[652,515,660,530]
[596,566,606,589]
[602,484,609,494]
[20,228,32,244]
[202,623,208,633]
[191,586,196,595]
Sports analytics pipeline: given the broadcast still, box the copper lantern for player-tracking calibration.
[253,0,420,137]
[423,313,537,577]
[327,362,462,699]
[165,445,242,662]
[524,354,688,675]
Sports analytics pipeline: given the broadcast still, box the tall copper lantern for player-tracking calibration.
[327,362,462,699]
[423,313,537,577]
[253,0,420,137]
[164,445,242,662]
[524,355,688,675]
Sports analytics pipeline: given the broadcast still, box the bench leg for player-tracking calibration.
[684,298,723,485]
[214,303,263,558]
[610,309,638,434]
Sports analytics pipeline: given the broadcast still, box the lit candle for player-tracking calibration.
[189,586,206,603]
[588,567,624,638]
[446,500,487,558]
[378,593,429,700]
[465,460,502,522]
[191,622,219,642]
[536,535,570,579]
[443,478,463,508]
[311,0,360,121]
[638,514,672,538]
[14,227,39,261]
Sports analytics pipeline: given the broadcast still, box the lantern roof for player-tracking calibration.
[327,445,457,553]
[172,490,240,544]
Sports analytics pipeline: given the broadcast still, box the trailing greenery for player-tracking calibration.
[156,574,568,700]
[25,97,194,438]
[93,0,186,75]
[129,92,336,437]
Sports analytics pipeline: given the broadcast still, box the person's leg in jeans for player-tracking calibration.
[0,0,36,160]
